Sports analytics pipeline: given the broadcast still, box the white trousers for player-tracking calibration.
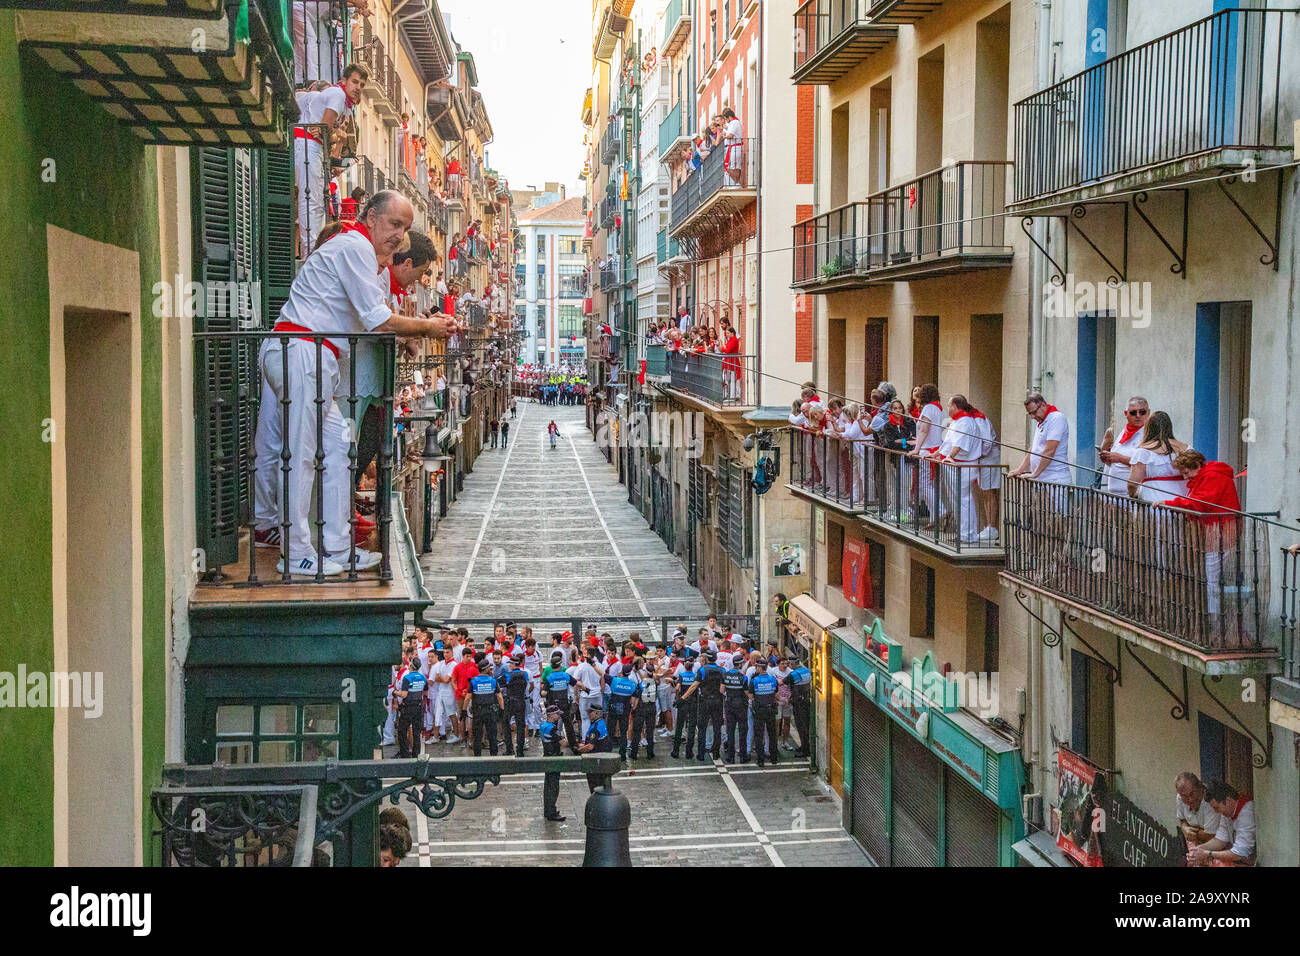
[433,691,456,732]
[579,696,601,737]
[254,339,351,562]
[296,138,325,256]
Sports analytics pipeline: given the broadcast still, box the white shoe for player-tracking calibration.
[444,734,460,744]
[960,531,981,545]
[334,548,382,571]
[277,555,346,577]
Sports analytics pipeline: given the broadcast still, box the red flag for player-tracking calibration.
[638,360,646,385]
[908,185,917,209]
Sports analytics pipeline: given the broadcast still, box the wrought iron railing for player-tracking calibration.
[1004,477,1274,653]
[670,136,757,232]
[667,350,755,407]
[1282,550,1300,681]
[1012,8,1290,203]
[293,1,349,86]
[794,0,873,72]
[356,25,402,116]
[599,263,620,291]
[788,434,1005,551]
[791,161,1012,285]
[194,330,398,585]
[600,113,625,165]
[600,192,621,229]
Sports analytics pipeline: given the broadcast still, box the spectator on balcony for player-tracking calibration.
[720,320,741,401]
[937,395,993,545]
[294,0,366,86]
[974,406,1002,541]
[840,404,870,504]
[908,386,923,422]
[911,384,945,521]
[340,186,365,223]
[1126,411,1191,504]
[1188,780,1255,866]
[447,157,462,194]
[296,62,367,257]
[722,107,745,184]
[1175,772,1224,849]
[252,191,449,578]
[1010,393,1073,484]
[1099,396,1151,494]
[678,306,692,333]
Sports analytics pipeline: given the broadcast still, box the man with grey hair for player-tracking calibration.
[253,190,450,577]
[1100,396,1149,494]
[1175,771,1222,847]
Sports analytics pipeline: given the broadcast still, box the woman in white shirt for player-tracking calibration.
[912,384,945,525]
[1125,411,1190,504]
[840,404,866,506]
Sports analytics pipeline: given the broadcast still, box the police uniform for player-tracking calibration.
[749,670,781,766]
[629,673,658,760]
[501,663,530,756]
[583,715,611,793]
[787,665,813,758]
[395,665,428,758]
[542,663,581,753]
[693,660,726,762]
[469,671,501,756]
[670,661,699,759]
[607,673,639,760]
[722,667,750,763]
[539,715,565,821]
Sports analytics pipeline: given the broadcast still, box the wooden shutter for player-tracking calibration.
[260,146,296,327]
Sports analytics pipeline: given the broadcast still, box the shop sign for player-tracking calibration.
[1101,790,1184,868]
[862,619,901,672]
[1055,748,1106,867]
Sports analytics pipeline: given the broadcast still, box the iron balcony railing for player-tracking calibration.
[356,24,402,117]
[670,136,757,232]
[430,198,449,235]
[792,161,1012,286]
[600,332,621,361]
[667,350,755,407]
[793,0,896,80]
[1282,551,1300,682]
[600,113,625,165]
[788,434,1006,552]
[600,192,621,230]
[644,343,669,377]
[1004,477,1274,654]
[599,263,620,292]
[293,1,349,86]
[659,98,691,158]
[1012,8,1290,204]
[194,330,398,586]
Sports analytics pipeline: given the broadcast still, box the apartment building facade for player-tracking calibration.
[517,196,588,365]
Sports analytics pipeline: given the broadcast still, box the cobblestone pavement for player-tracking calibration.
[405,400,869,866]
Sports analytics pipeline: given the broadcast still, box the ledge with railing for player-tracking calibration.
[670,137,757,237]
[600,114,625,165]
[600,192,621,230]
[1003,477,1277,660]
[788,434,1005,555]
[355,23,402,119]
[792,160,1012,288]
[666,350,755,408]
[1011,7,1291,209]
[792,0,898,84]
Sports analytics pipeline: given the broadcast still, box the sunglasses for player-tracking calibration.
[1127,409,1149,416]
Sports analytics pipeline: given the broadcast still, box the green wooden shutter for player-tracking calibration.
[260,145,296,327]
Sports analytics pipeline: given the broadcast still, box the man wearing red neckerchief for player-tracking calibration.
[296,63,368,256]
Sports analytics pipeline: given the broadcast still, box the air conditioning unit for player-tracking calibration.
[1022,792,1044,829]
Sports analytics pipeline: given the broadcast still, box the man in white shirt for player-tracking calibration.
[1100,396,1150,494]
[430,645,460,743]
[571,650,605,737]
[251,191,450,577]
[1010,392,1072,485]
[296,63,366,256]
[1189,780,1256,865]
[1174,772,1223,847]
[721,107,744,183]
[936,395,987,543]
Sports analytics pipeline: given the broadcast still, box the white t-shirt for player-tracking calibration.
[1130,445,1190,503]
[297,84,350,129]
[431,659,457,695]
[917,402,945,452]
[1030,410,1072,483]
[1176,795,1224,835]
[1104,426,1145,494]
[724,118,743,145]
[940,415,982,461]
[976,415,999,464]
[278,229,390,363]
[715,650,736,671]
[573,661,603,701]
[1213,800,1256,860]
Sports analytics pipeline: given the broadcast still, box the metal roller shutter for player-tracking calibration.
[890,723,941,866]
[943,766,1002,867]
[850,689,889,866]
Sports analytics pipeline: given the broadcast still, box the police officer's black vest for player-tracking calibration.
[697,665,724,703]
[723,670,748,705]
[504,668,529,702]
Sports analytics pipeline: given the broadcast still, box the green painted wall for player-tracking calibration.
[0,17,166,864]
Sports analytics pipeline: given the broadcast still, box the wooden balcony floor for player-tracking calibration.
[191,526,415,608]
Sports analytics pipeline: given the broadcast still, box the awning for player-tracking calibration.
[788,593,842,637]
[1012,830,1074,867]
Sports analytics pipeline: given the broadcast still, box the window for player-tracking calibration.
[868,539,886,615]
[1198,712,1254,796]
[214,703,341,764]
[558,305,583,338]
[910,561,935,640]
[715,456,752,568]
[826,520,845,586]
[536,234,547,256]
[1070,649,1115,769]
[559,236,582,256]
[966,592,1000,674]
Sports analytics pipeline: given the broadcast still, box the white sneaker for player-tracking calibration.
[444,734,460,744]
[277,555,346,577]
[334,548,382,571]
[979,527,1000,544]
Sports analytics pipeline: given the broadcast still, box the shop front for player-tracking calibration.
[778,594,843,782]
[832,623,1027,866]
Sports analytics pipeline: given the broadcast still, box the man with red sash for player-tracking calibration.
[296,63,367,256]
[252,191,449,577]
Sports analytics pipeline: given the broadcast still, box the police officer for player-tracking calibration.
[393,653,428,758]
[747,659,780,767]
[539,704,566,822]
[501,652,530,757]
[786,656,813,758]
[690,652,725,763]
[576,703,611,793]
[469,660,504,756]
[628,658,657,760]
[670,654,698,760]
[542,650,580,753]
[722,658,750,764]
[606,664,639,760]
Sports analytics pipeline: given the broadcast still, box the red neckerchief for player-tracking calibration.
[335,220,372,244]
[334,82,359,108]
[888,413,903,426]
[1231,795,1252,820]
[389,271,407,301]
[952,407,987,420]
[1041,404,1060,418]
[927,401,943,413]
[1118,421,1142,444]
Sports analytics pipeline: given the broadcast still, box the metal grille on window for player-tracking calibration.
[716,455,731,547]
[850,689,889,866]
[726,459,747,566]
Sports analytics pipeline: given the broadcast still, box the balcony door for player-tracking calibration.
[1194,301,1251,503]
[1076,311,1116,486]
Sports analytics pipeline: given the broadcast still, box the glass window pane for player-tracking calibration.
[301,738,338,762]
[303,704,339,735]
[259,705,297,736]
[216,742,254,765]
[216,706,254,737]
[257,740,297,764]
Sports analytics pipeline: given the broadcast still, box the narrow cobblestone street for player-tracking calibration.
[405,400,870,866]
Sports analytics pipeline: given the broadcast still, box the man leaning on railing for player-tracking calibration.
[252,191,452,578]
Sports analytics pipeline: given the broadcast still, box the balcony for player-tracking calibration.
[787,434,1005,561]
[599,192,621,230]
[792,0,898,85]
[666,351,755,410]
[791,161,1013,289]
[659,98,693,159]
[662,0,692,57]
[656,228,683,264]
[866,0,946,24]
[356,24,402,122]
[599,263,621,292]
[600,114,625,166]
[429,198,449,236]
[1002,477,1280,674]
[594,2,632,62]
[10,0,296,145]
[644,343,670,378]
[669,137,757,239]
[1010,8,1293,212]
[599,332,622,362]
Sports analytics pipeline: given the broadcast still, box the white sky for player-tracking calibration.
[439,0,591,199]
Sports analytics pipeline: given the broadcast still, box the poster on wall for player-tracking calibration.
[773,543,803,577]
[842,537,872,609]
[1055,747,1106,867]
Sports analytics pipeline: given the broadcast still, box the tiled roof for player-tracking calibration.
[517,196,585,222]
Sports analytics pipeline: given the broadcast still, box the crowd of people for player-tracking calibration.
[517,364,588,405]
[679,107,747,184]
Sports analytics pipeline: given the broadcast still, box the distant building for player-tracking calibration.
[516,196,587,365]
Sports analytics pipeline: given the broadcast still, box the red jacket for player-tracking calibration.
[1164,461,1240,522]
